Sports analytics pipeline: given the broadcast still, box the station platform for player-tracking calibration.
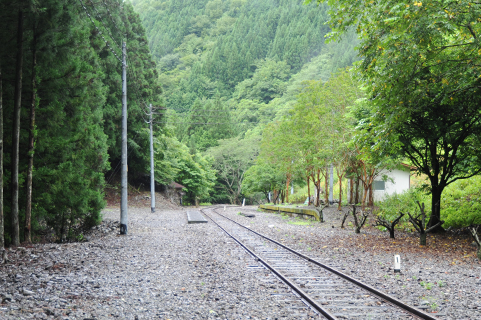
[187,210,208,224]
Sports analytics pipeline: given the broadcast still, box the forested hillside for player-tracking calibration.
[132,0,359,203]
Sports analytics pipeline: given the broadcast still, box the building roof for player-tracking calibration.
[400,163,417,171]
[169,181,185,189]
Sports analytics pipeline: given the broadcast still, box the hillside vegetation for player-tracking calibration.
[0,0,163,245]
[132,0,359,203]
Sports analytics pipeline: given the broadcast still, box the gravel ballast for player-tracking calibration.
[0,203,479,319]
[220,205,481,320]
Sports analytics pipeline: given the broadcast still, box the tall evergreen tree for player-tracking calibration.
[11,9,24,247]
[0,64,3,248]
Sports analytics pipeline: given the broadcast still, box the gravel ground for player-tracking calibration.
[0,202,479,319]
[0,204,315,320]
[219,205,481,320]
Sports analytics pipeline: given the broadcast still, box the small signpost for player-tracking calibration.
[394,255,401,273]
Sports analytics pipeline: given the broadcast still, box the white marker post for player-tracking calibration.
[224,205,226,211]
[242,198,245,207]
[394,255,401,273]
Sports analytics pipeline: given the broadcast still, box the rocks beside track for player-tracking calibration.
[0,204,479,319]
[227,205,481,320]
[0,207,316,320]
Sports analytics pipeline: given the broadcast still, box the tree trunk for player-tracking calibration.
[25,26,37,243]
[354,177,360,204]
[285,173,291,203]
[368,183,373,206]
[314,170,321,207]
[337,171,344,210]
[306,176,310,205]
[11,10,24,246]
[477,246,481,261]
[349,178,353,204]
[427,187,444,232]
[420,232,426,246]
[389,228,395,239]
[0,64,3,248]
[324,168,329,205]
[361,184,369,210]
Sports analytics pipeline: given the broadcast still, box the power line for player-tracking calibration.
[88,0,123,52]
[77,0,122,62]
[101,0,126,44]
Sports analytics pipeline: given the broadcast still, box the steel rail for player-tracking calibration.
[209,207,439,320]
[201,208,337,320]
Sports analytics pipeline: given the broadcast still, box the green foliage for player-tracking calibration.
[206,134,260,204]
[376,188,429,219]
[0,0,162,244]
[375,188,430,231]
[233,59,291,104]
[176,151,217,205]
[181,94,236,152]
[315,0,481,226]
[133,0,358,126]
[154,133,216,203]
[242,160,285,202]
[420,281,433,290]
[130,0,363,207]
[441,176,481,228]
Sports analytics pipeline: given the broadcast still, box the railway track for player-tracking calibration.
[201,206,439,320]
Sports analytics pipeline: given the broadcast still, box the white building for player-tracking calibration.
[372,164,413,202]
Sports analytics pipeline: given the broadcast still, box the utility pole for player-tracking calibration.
[120,41,128,235]
[149,104,155,213]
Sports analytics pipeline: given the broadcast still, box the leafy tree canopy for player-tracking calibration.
[311,0,481,227]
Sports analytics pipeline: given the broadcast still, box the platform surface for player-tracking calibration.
[187,210,208,224]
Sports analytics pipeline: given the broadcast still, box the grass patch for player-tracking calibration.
[287,220,312,226]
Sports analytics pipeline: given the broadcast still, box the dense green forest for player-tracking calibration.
[0,0,167,246]
[131,0,360,203]
[0,0,358,246]
[133,0,481,238]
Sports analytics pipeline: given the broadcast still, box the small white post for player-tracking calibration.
[224,205,226,211]
[394,255,401,273]
[242,198,245,207]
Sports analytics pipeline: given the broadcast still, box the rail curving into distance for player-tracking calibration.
[201,206,439,320]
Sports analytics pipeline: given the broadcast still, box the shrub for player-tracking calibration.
[375,188,430,231]
[441,175,481,228]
